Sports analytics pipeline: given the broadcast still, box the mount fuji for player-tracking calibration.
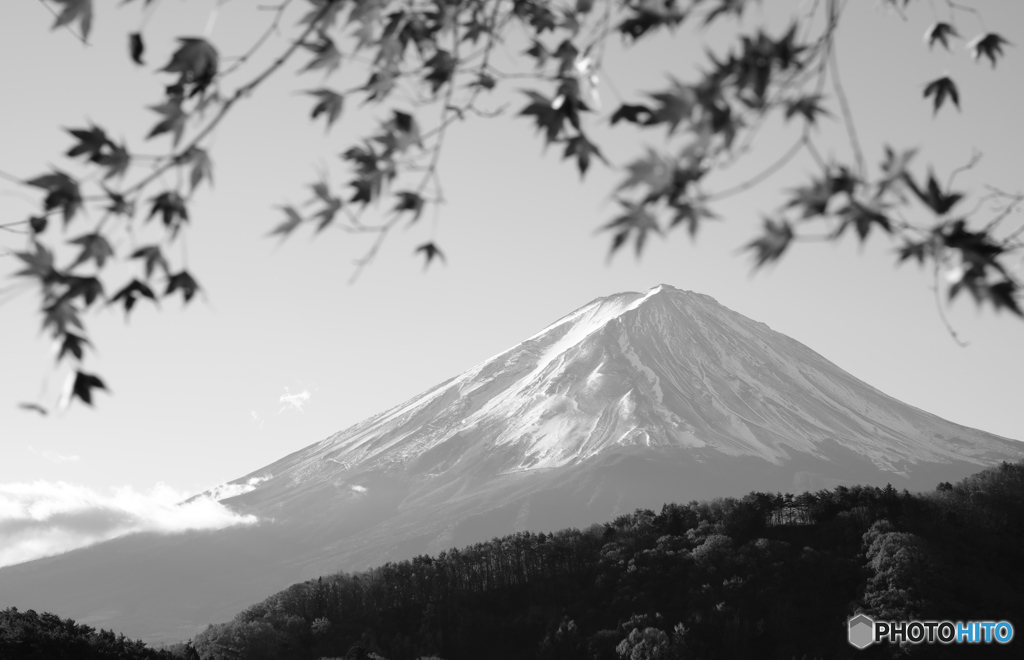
[2,284,1021,642]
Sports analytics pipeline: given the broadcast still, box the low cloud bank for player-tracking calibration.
[0,481,258,569]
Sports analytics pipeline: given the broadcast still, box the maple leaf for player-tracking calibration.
[62,276,105,307]
[415,242,446,269]
[302,33,342,74]
[896,240,932,266]
[378,111,423,154]
[786,178,835,219]
[610,103,655,125]
[833,201,892,242]
[784,94,831,125]
[423,49,455,94]
[71,370,108,406]
[110,279,157,318]
[647,78,697,134]
[307,181,343,231]
[908,171,962,215]
[30,216,48,234]
[343,142,392,205]
[520,91,565,145]
[147,191,189,237]
[165,270,201,303]
[42,298,83,338]
[923,76,959,114]
[363,69,399,103]
[524,39,549,67]
[50,0,94,41]
[300,0,348,28]
[513,0,559,34]
[97,141,131,180]
[26,170,82,225]
[14,242,58,282]
[617,149,676,201]
[942,220,1004,273]
[617,0,686,40]
[947,263,988,306]
[392,191,425,224]
[58,331,91,362]
[129,32,145,65]
[130,245,169,279]
[669,200,719,238]
[180,148,213,192]
[924,22,958,51]
[162,38,219,96]
[269,205,304,239]
[968,32,1012,68]
[65,125,110,162]
[68,232,114,270]
[147,99,188,146]
[470,73,497,91]
[743,218,793,268]
[602,200,662,258]
[987,281,1023,317]
[562,134,607,177]
[704,0,754,26]
[307,89,344,130]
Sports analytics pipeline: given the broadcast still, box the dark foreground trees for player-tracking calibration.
[3,0,1021,410]
[0,607,196,660]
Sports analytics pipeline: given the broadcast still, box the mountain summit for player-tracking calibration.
[2,284,1021,642]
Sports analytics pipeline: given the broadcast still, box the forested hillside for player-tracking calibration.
[0,607,194,659]
[187,461,1024,659]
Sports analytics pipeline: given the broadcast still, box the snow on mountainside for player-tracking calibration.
[2,284,1021,644]
[241,283,1019,495]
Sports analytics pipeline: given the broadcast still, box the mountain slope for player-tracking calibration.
[2,284,1020,643]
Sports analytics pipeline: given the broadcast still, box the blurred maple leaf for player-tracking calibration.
[49,0,94,41]
[307,89,345,130]
[162,37,219,96]
[744,218,793,268]
[925,23,958,51]
[415,242,446,268]
[70,371,108,406]
[25,171,82,225]
[968,33,1012,68]
[923,76,959,114]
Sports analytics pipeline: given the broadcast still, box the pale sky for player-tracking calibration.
[1,1,1022,565]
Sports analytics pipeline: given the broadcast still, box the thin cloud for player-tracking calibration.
[205,475,272,501]
[278,387,312,413]
[250,410,265,429]
[28,446,81,463]
[0,481,258,569]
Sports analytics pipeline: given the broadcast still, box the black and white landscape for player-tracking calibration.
[2,285,1019,644]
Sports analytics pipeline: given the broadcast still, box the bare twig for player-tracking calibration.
[932,258,969,347]
[218,0,295,80]
[826,0,866,179]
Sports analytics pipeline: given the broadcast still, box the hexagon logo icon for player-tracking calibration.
[848,614,875,649]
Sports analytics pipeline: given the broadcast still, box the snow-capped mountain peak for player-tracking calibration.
[252,284,1020,490]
